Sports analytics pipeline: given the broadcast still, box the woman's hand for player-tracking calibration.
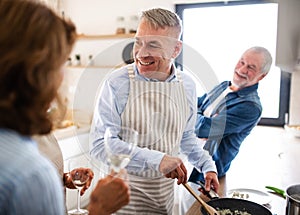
[88,169,130,215]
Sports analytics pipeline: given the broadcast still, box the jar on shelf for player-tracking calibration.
[88,55,94,66]
[66,57,72,66]
[116,16,126,34]
[128,15,138,33]
[74,54,81,66]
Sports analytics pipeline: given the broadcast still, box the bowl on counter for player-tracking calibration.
[284,125,300,138]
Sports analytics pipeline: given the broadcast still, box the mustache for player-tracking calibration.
[235,70,248,79]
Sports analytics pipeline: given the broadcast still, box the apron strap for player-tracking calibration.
[175,68,183,82]
[127,64,135,80]
[128,64,183,82]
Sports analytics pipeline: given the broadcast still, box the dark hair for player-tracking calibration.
[0,0,77,135]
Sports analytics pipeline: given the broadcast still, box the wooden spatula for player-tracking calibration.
[183,183,220,215]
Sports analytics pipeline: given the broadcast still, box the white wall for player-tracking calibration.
[62,0,175,35]
[61,0,243,34]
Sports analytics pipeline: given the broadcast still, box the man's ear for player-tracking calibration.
[258,73,267,81]
[172,40,182,59]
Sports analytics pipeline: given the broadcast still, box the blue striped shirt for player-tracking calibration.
[0,129,65,215]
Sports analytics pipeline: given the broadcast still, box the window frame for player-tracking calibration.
[176,0,290,127]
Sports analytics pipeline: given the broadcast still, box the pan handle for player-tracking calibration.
[197,181,219,199]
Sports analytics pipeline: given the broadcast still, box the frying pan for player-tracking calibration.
[197,181,272,215]
[201,198,272,215]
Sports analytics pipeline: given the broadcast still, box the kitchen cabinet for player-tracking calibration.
[276,0,300,72]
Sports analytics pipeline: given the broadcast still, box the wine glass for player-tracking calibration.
[104,126,138,173]
[68,158,92,215]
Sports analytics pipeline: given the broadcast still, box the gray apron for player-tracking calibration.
[117,65,189,214]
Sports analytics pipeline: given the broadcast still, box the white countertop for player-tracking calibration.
[186,125,300,215]
[52,124,90,140]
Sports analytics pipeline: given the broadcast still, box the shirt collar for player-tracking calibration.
[228,81,259,96]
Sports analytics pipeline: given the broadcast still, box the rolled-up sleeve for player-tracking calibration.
[180,73,217,174]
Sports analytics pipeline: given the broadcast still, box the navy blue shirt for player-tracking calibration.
[189,81,262,182]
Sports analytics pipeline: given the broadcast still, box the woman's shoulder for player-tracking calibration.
[0,131,61,182]
[0,133,63,198]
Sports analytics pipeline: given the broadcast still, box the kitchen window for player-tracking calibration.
[176,0,290,126]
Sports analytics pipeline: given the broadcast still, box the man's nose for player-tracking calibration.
[135,45,150,58]
[237,65,247,74]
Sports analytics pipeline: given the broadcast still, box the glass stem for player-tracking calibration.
[77,189,81,211]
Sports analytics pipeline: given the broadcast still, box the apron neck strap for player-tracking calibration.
[127,64,183,82]
[127,65,135,80]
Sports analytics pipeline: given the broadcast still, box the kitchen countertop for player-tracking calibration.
[186,125,300,215]
[52,124,90,140]
[186,176,286,215]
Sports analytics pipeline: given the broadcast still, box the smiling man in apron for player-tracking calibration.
[90,8,219,214]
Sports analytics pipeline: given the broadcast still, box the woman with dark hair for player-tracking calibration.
[0,1,129,214]
[0,0,76,214]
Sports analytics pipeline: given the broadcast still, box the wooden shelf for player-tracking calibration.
[66,64,125,69]
[77,33,135,40]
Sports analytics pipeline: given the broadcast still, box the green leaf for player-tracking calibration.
[265,185,286,198]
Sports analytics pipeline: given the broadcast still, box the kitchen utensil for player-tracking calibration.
[286,184,300,215]
[197,181,219,199]
[183,183,220,215]
[198,182,272,215]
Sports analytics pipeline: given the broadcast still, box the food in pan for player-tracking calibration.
[217,208,251,215]
[231,191,250,200]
